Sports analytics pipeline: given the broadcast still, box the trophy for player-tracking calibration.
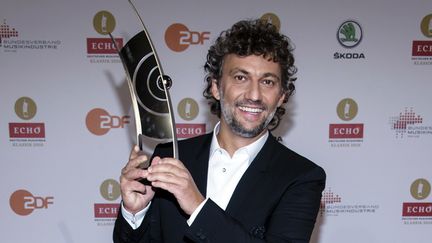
[109,0,178,165]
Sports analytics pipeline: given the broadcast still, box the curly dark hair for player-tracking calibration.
[203,19,297,131]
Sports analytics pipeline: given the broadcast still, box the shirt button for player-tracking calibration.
[222,168,226,173]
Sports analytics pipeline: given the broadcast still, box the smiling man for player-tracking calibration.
[114,19,326,243]
[212,54,286,151]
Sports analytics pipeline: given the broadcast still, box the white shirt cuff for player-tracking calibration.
[186,198,208,226]
[121,201,151,230]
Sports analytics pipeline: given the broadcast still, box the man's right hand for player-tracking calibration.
[120,145,155,215]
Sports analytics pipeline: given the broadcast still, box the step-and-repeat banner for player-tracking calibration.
[1,0,431,242]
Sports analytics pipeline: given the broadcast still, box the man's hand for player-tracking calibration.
[120,145,155,215]
[146,156,205,215]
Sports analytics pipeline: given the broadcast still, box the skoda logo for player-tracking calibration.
[337,20,362,48]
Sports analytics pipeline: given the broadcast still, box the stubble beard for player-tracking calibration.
[219,89,277,138]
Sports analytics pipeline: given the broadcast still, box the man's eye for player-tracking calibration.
[262,79,275,86]
[234,75,246,81]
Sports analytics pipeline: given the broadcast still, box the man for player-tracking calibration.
[113,19,326,243]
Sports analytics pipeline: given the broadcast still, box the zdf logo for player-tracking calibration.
[165,23,210,52]
[85,108,130,136]
[9,189,54,216]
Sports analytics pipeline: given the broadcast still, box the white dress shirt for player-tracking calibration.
[122,122,268,229]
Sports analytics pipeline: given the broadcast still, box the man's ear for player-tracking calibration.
[277,92,287,107]
[210,79,220,100]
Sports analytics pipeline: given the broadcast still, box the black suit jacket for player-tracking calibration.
[113,133,326,243]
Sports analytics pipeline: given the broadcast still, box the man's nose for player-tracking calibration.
[244,80,262,101]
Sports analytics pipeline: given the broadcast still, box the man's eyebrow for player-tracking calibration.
[262,72,281,81]
[229,68,249,75]
[229,68,281,81]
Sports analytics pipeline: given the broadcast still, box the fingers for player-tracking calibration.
[127,147,148,168]
[121,146,149,182]
[150,157,187,172]
[147,157,189,180]
[145,157,204,215]
[122,179,147,195]
[146,157,192,194]
[121,166,148,182]
[129,145,140,160]
[148,171,186,187]
[120,146,157,214]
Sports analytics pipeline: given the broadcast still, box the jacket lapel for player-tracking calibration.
[185,133,212,197]
[225,135,276,215]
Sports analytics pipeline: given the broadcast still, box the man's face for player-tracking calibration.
[211,54,286,138]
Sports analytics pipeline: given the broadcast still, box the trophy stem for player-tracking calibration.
[108,32,142,148]
[161,78,179,159]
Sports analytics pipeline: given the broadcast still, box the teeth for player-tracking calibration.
[239,106,263,113]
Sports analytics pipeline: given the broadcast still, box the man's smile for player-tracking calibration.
[238,105,264,114]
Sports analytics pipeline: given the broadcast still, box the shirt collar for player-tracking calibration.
[210,122,269,163]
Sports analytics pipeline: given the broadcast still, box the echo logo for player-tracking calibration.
[402,178,432,217]
[412,41,432,56]
[9,189,54,216]
[329,98,364,139]
[410,178,431,200]
[100,179,121,201]
[85,108,130,136]
[94,203,120,218]
[260,13,281,32]
[93,10,116,35]
[9,123,45,138]
[178,98,199,121]
[15,97,37,120]
[165,23,210,52]
[9,97,46,140]
[87,38,123,54]
[420,14,432,38]
[176,123,205,139]
[329,124,364,139]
